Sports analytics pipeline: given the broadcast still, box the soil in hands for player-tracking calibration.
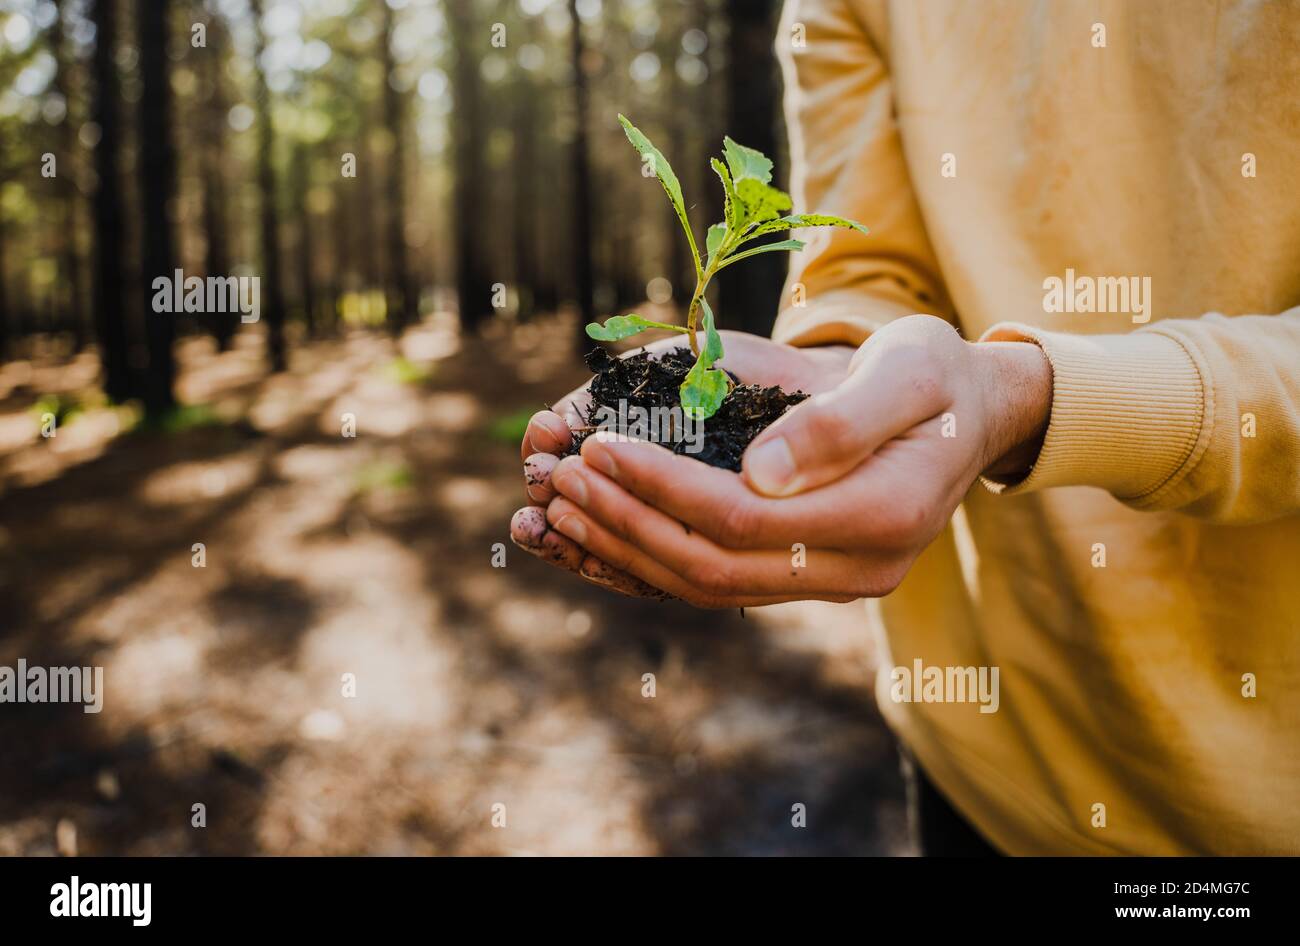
[562,348,808,472]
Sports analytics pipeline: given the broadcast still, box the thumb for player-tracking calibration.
[741,350,948,497]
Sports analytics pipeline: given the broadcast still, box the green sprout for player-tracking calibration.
[585,114,868,420]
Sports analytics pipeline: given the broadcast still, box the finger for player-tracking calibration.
[581,435,925,551]
[546,498,856,608]
[523,452,559,505]
[521,410,574,462]
[509,505,659,598]
[572,554,676,601]
[579,438,814,549]
[742,340,951,498]
[549,455,876,598]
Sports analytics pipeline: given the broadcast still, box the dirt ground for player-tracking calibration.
[0,314,911,856]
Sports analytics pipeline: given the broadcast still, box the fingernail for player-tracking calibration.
[745,437,797,495]
[538,412,570,442]
[524,453,556,502]
[584,443,617,478]
[510,506,548,548]
[554,513,587,545]
[552,464,589,506]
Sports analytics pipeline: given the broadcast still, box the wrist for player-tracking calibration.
[972,340,1053,477]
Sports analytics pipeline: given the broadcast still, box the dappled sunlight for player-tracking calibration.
[491,595,595,654]
[422,391,480,434]
[400,312,462,363]
[0,321,904,856]
[136,452,263,507]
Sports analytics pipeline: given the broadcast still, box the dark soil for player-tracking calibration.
[565,348,808,472]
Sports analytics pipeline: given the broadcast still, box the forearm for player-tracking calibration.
[972,340,1053,478]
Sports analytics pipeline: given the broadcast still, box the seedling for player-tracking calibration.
[586,115,868,421]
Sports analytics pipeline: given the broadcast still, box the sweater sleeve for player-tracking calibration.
[981,309,1300,524]
[771,0,952,349]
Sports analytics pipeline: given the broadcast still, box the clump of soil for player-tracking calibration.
[562,348,808,472]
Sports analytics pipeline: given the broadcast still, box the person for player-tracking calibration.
[511,0,1300,855]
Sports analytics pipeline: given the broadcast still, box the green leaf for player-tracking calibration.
[710,157,744,233]
[735,179,793,224]
[679,298,728,420]
[723,135,774,184]
[720,238,806,269]
[743,213,870,241]
[585,313,688,341]
[705,224,727,267]
[681,363,729,420]
[699,297,724,363]
[619,114,700,276]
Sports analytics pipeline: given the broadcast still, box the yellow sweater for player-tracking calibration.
[773,0,1300,854]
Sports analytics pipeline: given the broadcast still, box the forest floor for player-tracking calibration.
[0,313,910,856]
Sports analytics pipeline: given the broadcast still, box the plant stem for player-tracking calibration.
[684,256,720,357]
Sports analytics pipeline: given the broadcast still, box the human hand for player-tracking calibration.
[509,331,856,599]
[534,315,1051,607]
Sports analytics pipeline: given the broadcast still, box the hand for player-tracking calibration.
[536,315,1052,608]
[509,331,857,598]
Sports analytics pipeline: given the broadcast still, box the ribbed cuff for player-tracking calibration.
[771,289,921,349]
[978,323,1207,500]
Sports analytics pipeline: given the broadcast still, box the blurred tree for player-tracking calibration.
[90,0,134,402]
[292,141,317,337]
[137,0,178,416]
[52,0,86,350]
[200,8,235,351]
[661,14,689,304]
[717,0,785,338]
[249,0,287,371]
[511,68,537,321]
[447,0,492,332]
[380,0,415,334]
[0,137,7,363]
[568,0,594,344]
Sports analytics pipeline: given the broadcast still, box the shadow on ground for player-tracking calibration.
[0,314,910,856]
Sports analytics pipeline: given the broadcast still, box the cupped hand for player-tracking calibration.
[533,315,1052,608]
[509,331,856,599]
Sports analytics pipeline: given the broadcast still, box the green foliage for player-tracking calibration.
[680,300,729,419]
[723,136,774,185]
[584,116,869,421]
[382,357,435,385]
[487,407,539,444]
[354,459,414,494]
[722,238,807,268]
[32,394,82,428]
[585,314,688,341]
[617,114,700,277]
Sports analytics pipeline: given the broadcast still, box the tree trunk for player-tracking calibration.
[447,1,492,332]
[201,10,235,351]
[0,195,8,363]
[136,0,178,417]
[511,74,538,320]
[718,0,785,338]
[293,143,317,338]
[380,2,415,335]
[52,0,87,350]
[89,0,133,402]
[568,0,595,345]
[249,0,286,371]
[532,85,560,314]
